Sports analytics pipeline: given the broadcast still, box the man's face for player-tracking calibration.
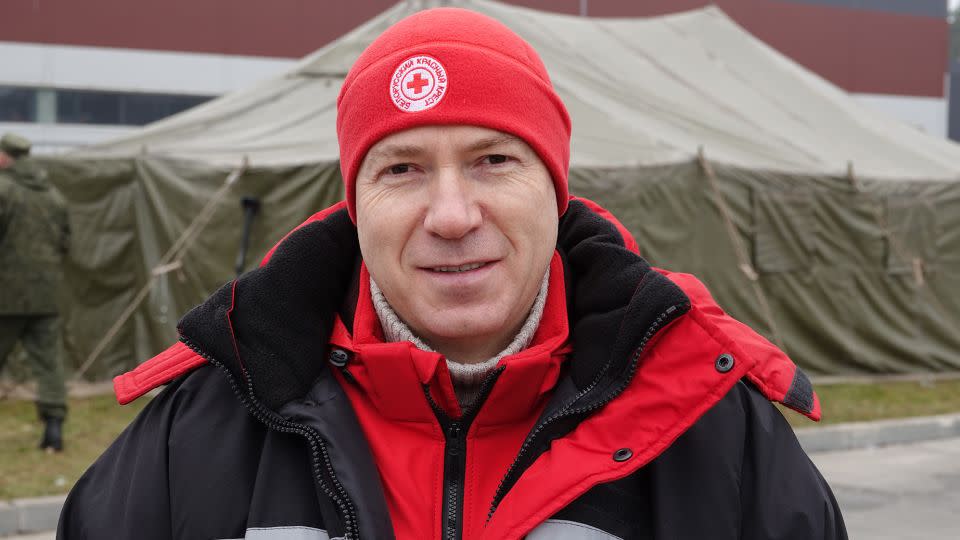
[355,125,558,362]
[0,151,12,169]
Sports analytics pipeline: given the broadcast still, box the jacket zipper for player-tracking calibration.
[442,421,466,540]
[180,336,361,539]
[423,367,505,540]
[487,302,690,520]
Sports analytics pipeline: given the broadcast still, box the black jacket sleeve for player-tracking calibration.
[737,381,847,540]
[58,378,179,539]
[642,380,846,540]
[57,366,267,540]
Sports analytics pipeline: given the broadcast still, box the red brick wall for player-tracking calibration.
[0,0,946,96]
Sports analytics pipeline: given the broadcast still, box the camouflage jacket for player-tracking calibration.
[0,159,70,314]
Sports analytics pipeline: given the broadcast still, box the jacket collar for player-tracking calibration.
[178,205,360,411]
[176,200,689,415]
[331,255,571,424]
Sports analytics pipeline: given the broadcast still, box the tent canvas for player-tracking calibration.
[38,0,960,379]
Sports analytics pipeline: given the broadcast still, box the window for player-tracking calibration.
[57,90,122,125]
[0,87,37,122]
[0,85,213,126]
[56,89,211,126]
[122,93,209,125]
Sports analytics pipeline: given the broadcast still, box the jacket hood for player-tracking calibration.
[177,203,360,410]
[7,159,50,191]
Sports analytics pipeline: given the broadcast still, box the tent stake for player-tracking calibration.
[912,258,925,287]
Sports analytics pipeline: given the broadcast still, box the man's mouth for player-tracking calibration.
[429,262,488,273]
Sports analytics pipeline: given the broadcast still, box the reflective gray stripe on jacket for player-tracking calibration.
[222,520,620,540]
[527,519,624,539]
[220,525,340,540]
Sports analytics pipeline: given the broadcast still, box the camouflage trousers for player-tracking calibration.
[0,315,67,419]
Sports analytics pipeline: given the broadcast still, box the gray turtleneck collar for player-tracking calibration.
[369,268,550,408]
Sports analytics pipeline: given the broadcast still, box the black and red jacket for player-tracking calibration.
[59,199,846,539]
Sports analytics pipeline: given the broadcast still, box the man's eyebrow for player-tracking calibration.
[465,134,522,153]
[365,134,523,165]
[365,144,425,162]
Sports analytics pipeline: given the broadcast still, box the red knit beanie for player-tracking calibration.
[336,7,571,222]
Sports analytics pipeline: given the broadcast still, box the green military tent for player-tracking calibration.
[41,0,960,379]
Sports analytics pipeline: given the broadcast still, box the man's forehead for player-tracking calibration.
[365,126,524,160]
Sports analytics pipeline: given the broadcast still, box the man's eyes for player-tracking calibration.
[378,154,512,178]
[484,154,509,165]
[387,164,412,175]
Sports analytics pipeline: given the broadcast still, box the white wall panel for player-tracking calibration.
[0,42,295,95]
[852,93,948,138]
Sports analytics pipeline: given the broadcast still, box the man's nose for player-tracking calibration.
[422,169,482,239]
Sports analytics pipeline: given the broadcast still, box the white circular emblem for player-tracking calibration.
[390,55,447,113]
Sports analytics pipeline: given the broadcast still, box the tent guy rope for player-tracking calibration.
[72,159,248,381]
[697,146,788,353]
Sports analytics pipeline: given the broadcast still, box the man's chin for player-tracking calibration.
[412,310,512,351]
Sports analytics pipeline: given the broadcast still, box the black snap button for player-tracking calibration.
[715,353,734,373]
[329,348,350,367]
[613,448,633,462]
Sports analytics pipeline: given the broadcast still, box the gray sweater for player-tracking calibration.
[369,268,549,407]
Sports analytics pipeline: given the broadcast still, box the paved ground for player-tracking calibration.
[812,437,960,539]
[5,438,960,539]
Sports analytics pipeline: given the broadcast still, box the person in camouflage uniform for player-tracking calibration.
[0,132,70,452]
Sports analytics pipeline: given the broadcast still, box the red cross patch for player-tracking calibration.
[390,55,447,112]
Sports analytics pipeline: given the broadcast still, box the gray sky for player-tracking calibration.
[953,0,959,12]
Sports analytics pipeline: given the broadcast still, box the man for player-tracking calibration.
[0,132,70,452]
[59,8,845,539]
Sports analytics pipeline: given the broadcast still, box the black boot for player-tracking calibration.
[40,415,63,452]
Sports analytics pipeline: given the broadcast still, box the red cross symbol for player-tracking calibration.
[406,72,430,95]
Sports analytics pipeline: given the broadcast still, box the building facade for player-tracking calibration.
[0,0,950,152]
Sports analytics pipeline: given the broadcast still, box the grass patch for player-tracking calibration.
[780,378,960,428]
[0,393,150,500]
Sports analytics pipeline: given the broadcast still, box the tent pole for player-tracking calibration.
[73,158,249,381]
[846,160,860,191]
[697,147,788,353]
